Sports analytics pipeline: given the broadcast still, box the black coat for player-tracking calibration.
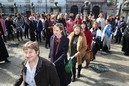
[29,20,36,41]
[5,20,14,34]
[0,23,9,61]
[49,35,69,65]
[14,57,60,86]
[49,35,70,86]
[122,27,129,55]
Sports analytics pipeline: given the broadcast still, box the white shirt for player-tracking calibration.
[25,61,37,86]
[96,18,105,29]
[90,28,102,37]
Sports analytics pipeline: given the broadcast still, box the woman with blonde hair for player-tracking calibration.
[90,21,102,60]
[68,24,87,82]
[49,23,70,86]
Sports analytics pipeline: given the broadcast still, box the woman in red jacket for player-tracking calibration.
[81,21,92,68]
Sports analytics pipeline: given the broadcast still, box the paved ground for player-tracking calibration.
[0,39,129,86]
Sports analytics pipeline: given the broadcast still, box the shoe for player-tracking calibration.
[71,77,76,82]
[77,74,80,78]
[5,59,11,63]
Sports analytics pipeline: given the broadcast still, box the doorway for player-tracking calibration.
[70,5,78,18]
[92,6,100,18]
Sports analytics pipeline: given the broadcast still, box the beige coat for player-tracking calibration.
[68,32,87,65]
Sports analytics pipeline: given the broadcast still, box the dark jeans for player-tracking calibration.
[30,31,35,41]
[7,32,14,40]
[24,28,29,39]
[115,35,122,43]
[16,30,23,41]
[36,31,42,42]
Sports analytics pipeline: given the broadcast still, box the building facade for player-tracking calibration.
[0,0,66,15]
[0,0,117,17]
[66,0,117,18]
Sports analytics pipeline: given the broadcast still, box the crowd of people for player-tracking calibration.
[0,12,129,86]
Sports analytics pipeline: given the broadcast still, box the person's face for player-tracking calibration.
[53,26,62,37]
[7,17,10,20]
[47,15,51,19]
[105,20,109,25]
[120,17,123,21]
[24,48,38,62]
[88,15,92,20]
[93,22,98,29]
[92,15,94,19]
[74,26,81,35]
[99,13,104,18]
[76,15,80,19]
[81,24,86,29]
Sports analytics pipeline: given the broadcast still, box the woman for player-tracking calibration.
[90,21,102,60]
[14,13,24,41]
[44,14,53,49]
[74,14,82,25]
[49,23,70,86]
[0,22,10,63]
[66,16,74,34]
[29,16,36,41]
[56,13,66,27]
[81,21,92,68]
[24,15,30,39]
[102,19,112,52]
[68,24,87,82]
[14,41,60,86]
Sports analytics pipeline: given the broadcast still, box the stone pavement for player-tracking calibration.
[0,40,129,86]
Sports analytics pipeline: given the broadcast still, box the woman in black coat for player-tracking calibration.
[49,23,70,86]
[0,22,10,62]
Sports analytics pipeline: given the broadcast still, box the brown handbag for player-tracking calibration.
[86,51,93,61]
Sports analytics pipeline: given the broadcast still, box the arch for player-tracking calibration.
[70,5,78,17]
[92,6,100,18]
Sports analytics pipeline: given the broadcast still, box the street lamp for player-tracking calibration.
[83,1,90,18]
[122,0,129,22]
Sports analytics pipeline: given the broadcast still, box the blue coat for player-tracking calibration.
[36,20,43,32]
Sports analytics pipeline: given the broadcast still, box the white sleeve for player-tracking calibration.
[101,25,107,41]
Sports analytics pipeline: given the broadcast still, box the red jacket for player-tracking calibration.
[84,30,92,51]
[74,18,82,25]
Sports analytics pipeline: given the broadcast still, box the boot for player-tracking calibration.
[72,63,76,82]
[77,64,82,78]
[84,60,90,68]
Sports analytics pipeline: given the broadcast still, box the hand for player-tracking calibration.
[53,63,55,66]
[73,53,78,57]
